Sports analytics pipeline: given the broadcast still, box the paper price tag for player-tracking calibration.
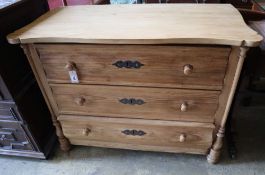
[68,70,79,83]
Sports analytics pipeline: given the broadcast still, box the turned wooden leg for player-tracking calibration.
[207,47,249,164]
[53,120,71,151]
[207,127,225,164]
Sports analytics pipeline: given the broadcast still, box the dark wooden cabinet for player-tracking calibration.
[222,0,253,9]
[0,0,56,158]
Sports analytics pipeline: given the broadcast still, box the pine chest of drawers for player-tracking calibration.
[7,4,262,163]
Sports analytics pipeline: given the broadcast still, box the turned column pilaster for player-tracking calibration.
[207,47,249,164]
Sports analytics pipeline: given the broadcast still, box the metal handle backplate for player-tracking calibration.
[119,98,145,105]
[122,129,146,136]
[113,60,144,69]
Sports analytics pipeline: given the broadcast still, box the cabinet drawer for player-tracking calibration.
[37,44,230,90]
[59,115,214,154]
[0,121,33,151]
[51,84,220,123]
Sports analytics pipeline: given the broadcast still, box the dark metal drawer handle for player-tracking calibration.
[113,60,144,69]
[122,129,146,136]
[8,141,30,150]
[119,98,145,105]
[11,141,29,146]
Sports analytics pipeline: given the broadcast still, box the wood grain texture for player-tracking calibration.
[220,47,249,127]
[51,84,220,122]
[59,115,214,154]
[21,43,249,162]
[208,47,248,164]
[7,4,262,46]
[213,47,242,127]
[37,44,229,90]
[9,3,258,162]
[22,44,71,152]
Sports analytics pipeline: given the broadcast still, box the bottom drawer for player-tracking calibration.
[0,121,33,151]
[59,115,214,154]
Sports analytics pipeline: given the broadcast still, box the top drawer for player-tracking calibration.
[36,44,230,90]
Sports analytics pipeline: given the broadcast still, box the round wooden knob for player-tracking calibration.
[179,133,186,142]
[183,64,193,75]
[82,128,91,136]
[180,102,188,112]
[65,61,76,71]
[74,97,85,106]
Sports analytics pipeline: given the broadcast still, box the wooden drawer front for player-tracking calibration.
[0,121,33,151]
[51,84,220,122]
[59,115,214,154]
[37,44,230,90]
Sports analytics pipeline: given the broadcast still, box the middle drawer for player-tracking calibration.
[51,84,220,122]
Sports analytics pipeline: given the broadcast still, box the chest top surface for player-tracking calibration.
[7,4,262,47]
